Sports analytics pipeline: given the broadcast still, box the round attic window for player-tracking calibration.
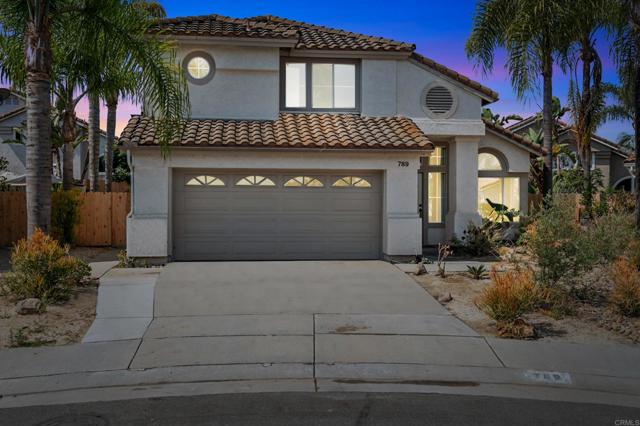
[183,51,215,85]
[422,82,457,118]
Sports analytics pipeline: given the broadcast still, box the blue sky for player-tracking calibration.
[94,0,634,140]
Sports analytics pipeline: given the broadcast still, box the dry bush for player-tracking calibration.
[476,268,543,324]
[609,257,640,317]
[0,229,91,304]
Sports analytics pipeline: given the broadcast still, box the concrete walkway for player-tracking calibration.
[0,261,639,408]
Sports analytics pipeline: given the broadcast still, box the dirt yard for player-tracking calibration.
[411,269,639,346]
[0,285,97,349]
[0,246,117,349]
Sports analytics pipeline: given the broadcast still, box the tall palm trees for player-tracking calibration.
[466,0,569,198]
[564,0,610,219]
[611,0,640,228]
[0,0,189,234]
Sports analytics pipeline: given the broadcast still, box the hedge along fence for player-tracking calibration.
[0,192,130,247]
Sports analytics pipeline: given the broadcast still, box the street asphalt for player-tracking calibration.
[1,392,638,426]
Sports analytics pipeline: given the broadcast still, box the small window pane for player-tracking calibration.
[429,147,445,166]
[334,64,356,108]
[503,177,520,217]
[428,172,443,223]
[286,63,306,108]
[312,63,333,108]
[187,57,210,79]
[478,177,502,218]
[478,153,502,171]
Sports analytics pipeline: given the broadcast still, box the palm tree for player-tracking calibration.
[563,0,610,219]
[100,0,167,192]
[1,0,189,229]
[602,83,636,151]
[611,0,640,228]
[0,1,56,234]
[481,108,523,126]
[466,0,570,199]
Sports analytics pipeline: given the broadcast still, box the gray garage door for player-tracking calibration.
[172,170,382,260]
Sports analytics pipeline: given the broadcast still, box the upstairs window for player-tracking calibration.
[282,59,359,112]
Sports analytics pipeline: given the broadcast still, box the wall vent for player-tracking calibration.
[425,86,454,115]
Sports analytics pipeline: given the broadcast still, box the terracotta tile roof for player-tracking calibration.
[120,113,433,151]
[249,15,414,52]
[410,53,498,102]
[483,119,546,155]
[150,14,298,40]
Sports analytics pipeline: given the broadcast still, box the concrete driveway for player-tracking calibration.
[128,261,488,370]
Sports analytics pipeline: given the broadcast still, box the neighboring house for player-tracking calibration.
[0,90,108,186]
[508,115,635,191]
[119,14,543,261]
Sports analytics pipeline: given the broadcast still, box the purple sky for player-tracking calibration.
[76,0,633,141]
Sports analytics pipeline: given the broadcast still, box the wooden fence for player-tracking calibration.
[0,192,130,247]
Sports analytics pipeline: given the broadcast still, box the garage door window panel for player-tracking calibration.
[236,175,276,187]
[332,176,372,188]
[186,175,225,186]
[284,176,324,187]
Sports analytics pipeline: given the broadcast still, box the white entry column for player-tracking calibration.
[446,136,482,239]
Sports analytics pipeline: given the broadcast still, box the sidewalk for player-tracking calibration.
[0,263,639,409]
[0,323,639,408]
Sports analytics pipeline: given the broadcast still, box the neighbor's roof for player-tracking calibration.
[151,14,497,102]
[120,113,434,151]
[508,115,629,158]
[483,119,546,155]
[0,106,26,123]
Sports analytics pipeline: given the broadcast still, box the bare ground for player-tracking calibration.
[0,285,97,349]
[411,269,639,346]
[0,246,118,349]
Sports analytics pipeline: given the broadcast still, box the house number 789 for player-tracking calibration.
[397,161,409,167]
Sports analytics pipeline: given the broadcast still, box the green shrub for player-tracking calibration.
[51,190,83,245]
[525,195,635,286]
[553,168,604,194]
[451,221,501,257]
[0,229,91,304]
[476,268,543,323]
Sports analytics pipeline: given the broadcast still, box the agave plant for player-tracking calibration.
[467,265,489,280]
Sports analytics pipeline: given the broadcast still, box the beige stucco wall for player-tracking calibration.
[361,58,485,137]
[175,44,280,120]
[127,148,428,258]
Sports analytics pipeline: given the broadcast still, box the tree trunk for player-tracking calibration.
[634,0,640,230]
[580,40,593,220]
[61,88,76,190]
[541,55,554,200]
[635,57,640,229]
[88,93,100,192]
[25,3,53,235]
[105,99,117,192]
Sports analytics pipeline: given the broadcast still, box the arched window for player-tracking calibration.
[332,176,372,188]
[236,175,276,186]
[284,176,324,187]
[478,152,503,171]
[477,150,520,221]
[186,175,225,186]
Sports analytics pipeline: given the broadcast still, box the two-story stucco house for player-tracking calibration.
[119,14,542,261]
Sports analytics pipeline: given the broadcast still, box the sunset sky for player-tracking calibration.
[74,0,633,141]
